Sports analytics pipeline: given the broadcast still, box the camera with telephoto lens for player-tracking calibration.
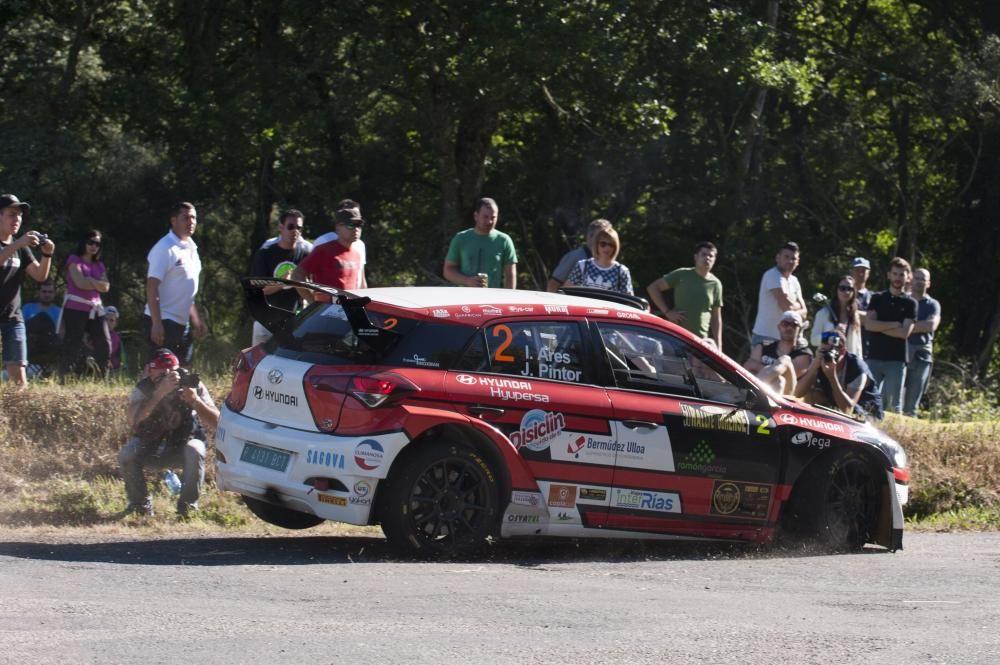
[176,367,201,389]
[821,331,843,363]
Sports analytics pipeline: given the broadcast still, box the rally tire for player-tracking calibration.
[379,441,500,558]
[243,495,325,530]
[796,451,880,551]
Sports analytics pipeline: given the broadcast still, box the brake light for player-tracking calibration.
[225,345,268,412]
[351,373,420,407]
[893,467,910,484]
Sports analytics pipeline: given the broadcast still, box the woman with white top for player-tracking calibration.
[563,225,633,295]
[810,274,863,358]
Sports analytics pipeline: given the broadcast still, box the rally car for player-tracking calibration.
[215,282,909,556]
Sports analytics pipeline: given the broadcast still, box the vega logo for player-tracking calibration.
[510,410,565,451]
[354,439,385,471]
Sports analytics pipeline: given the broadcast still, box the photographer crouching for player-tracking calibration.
[118,348,219,517]
[794,329,884,420]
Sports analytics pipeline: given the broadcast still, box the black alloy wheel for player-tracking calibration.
[807,452,880,551]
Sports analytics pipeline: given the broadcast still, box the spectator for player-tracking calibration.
[646,241,723,349]
[810,275,863,358]
[249,209,313,344]
[23,278,62,373]
[21,278,61,327]
[443,197,517,288]
[143,202,206,367]
[60,229,111,379]
[795,330,883,420]
[290,206,364,301]
[0,193,55,386]
[751,241,808,346]
[903,268,941,418]
[312,199,368,288]
[864,257,917,413]
[546,218,613,292]
[850,257,873,358]
[564,226,633,295]
[744,310,813,395]
[118,348,219,517]
[103,306,125,372]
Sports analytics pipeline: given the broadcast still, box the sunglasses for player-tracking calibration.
[779,320,799,328]
[339,221,364,229]
[285,224,304,231]
[87,239,102,246]
[838,285,854,293]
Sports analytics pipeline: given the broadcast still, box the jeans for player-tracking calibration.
[1,318,27,365]
[867,358,906,414]
[903,358,933,418]
[118,436,206,508]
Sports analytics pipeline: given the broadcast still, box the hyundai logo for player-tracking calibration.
[253,386,263,399]
[267,368,284,385]
[456,374,477,385]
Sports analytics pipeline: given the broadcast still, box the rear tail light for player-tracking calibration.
[225,345,268,412]
[350,373,420,407]
[304,371,353,431]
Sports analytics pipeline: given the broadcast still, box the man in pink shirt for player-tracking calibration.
[291,205,365,301]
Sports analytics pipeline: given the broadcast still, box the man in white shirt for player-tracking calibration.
[143,202,206,366]
[751,241,808,346]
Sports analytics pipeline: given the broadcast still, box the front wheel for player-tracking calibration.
[243,495,325,530]
[379,441,500,557]
[795,451,880,551]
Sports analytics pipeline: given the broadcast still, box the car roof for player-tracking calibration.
[351,286,648,315]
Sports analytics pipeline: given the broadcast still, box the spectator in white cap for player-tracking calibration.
[850,256,873,357]
[744,310,814,395]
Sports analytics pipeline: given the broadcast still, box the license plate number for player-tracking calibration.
[240,442,291,472]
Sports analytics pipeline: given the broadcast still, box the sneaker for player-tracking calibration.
[176,501,199,518]
[124,500,154,517]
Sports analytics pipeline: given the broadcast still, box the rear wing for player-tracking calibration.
[558,286,650,311]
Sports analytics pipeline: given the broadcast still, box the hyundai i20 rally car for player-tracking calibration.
[216,281,909,557]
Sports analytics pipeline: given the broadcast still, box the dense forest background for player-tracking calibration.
[2,1,999,387]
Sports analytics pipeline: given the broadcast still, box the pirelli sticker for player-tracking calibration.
[710,480,772,520]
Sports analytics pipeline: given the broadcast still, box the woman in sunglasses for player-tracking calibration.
[563,226,633,295]
[810,274,862,357]
[59,229,111,379]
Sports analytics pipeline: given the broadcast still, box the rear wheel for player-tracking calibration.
[796,451,880,551]
[243,495,325,530]
[380,441,499,557]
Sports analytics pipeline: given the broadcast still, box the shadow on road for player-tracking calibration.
[0,534,886,566]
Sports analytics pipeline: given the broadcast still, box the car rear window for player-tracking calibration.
[277,302,477,369]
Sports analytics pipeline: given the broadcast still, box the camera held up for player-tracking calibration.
[821,330,843,363]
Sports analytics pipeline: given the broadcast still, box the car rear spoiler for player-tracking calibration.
[241,277,399,353]
[558,286,650,311]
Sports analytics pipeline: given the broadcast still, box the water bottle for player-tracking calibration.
[163,470,182,495]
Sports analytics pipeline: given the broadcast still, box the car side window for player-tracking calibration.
[597,323,748,405]
[484,321,588,383]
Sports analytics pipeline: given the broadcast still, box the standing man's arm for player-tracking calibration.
[146,277,165,346]
[503,262,517,290]
[25,237,55,283]
[189,303,207,338]
[710,306,722,351]
[768,287,807,318]
[289,265,316,303]
[443,260,480,287]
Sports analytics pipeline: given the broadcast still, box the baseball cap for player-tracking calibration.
[851,257,871,269]
[334,207,364,225]
[104,306,120,318]
[780,310,803,326]
[0,194,30,210]
[147,348,179,370]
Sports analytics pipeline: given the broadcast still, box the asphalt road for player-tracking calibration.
[0,530,998,665]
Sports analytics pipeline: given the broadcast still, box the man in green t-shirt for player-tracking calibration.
[443,197,518,289]
[646,241,724,350]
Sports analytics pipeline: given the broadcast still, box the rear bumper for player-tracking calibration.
[216,405,410,525]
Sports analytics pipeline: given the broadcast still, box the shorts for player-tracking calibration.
[1,319,28,366]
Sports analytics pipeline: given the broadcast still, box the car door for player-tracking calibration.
[593,322,781,537]
[447,318,615,528]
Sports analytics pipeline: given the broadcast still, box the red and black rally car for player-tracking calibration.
[215,282,908,556]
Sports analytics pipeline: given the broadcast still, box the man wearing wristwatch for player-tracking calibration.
[0,194,55,386]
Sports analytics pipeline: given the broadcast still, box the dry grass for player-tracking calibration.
[2,383,998,533]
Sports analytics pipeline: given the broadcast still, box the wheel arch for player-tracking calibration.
[782,441,898,550]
